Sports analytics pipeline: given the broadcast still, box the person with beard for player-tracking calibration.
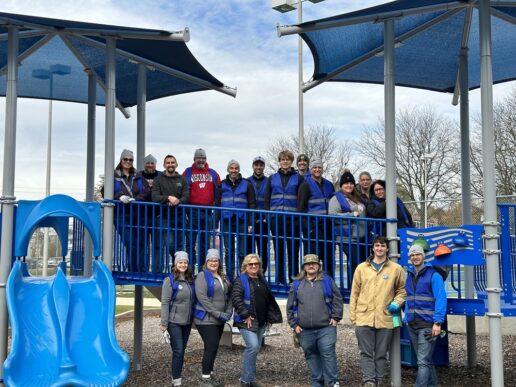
[264,150,304,284]
[141,154,161,188]
[183,149,221,270]
[152,155,189,273]
[215,160,256,280]
[246,156,270,274]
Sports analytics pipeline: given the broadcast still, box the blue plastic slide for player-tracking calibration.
[3,259,130,386]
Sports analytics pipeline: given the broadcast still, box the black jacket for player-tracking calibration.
[231,275,282,331]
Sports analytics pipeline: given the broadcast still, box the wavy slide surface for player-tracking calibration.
[3,260,129,387]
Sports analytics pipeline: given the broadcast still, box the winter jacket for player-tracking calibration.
[215,174,256,221]
[286,274,343,329]
[231,274,282,331]
[248,175,268,210]
[160,275,195,326]
[183,163,220,206]
[366,195,414,229]
[194,270,232,326]
[349,258,406,329]
[151,172,189,205]
[404,263,447,326]
[112,168,150,202]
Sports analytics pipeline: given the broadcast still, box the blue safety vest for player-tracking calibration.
[193,270,216,320]
[233,274,252,323]
[305,176,333,214]
[114,173,144,197]
[291,274,333,324]
[220,179,249,220]
[248,176,268,210]
[184,167,218,194]
[270,173,299,212]
[405,266,436,324]
[371,197,411,227]
[334,192,353,237]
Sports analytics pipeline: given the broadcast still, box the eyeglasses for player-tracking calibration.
[248,262,260,267]
[123,158,133,162]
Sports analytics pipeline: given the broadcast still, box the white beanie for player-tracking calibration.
[120,149,134,161]
[144,154,157,164]
[174,251,189,265]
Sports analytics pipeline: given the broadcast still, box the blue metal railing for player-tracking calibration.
[101,200,387,293]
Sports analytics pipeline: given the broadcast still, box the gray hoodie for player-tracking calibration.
[286,275,343,329]
[194,271,232,326]
[160,275,194,326]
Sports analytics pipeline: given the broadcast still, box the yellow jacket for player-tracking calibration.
[349,258,406,329]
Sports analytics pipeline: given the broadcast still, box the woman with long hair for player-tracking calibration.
[194,249,233,387]
[160,251,195,387]
[232,254,282,387]
[328,171,367,281]
[367,179,414,230]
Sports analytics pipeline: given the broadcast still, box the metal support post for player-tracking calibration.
[0,27,19,385]
[459,47,477,368]
[298,0,304,153]
[479,1,504,385]
[102,37,116,271]
[384,19,401,387]
[83,70,96,276]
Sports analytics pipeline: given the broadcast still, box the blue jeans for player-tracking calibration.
[239,325,266,383]
[408,326,438,387]
[298,325,339,387]
[167,323,192,379]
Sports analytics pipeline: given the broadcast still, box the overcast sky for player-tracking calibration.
[0,0,514,200]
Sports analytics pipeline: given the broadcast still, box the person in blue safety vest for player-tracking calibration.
[215,160,256,280]
[366,179,414,231]
[349,235,406,387]
[231,254,282,387]
[152,155,189,273]
[264,150,305,284]
[159,251,195,387]
[297,159,335,277]
[140,154,161,188]
[108,149,150,273]
[286,254,343,387]
[403,244,447,387]
[328,171,368,284]
[183,148,221,270]
[194,249,232,387]
[246,156,271,274]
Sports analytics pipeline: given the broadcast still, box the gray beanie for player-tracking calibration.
[206,248,220,261]
[194,148,207,158]
[408,245,425,256]
[227,159,240,170]
[174,251,189,265]
[311,159,323,168]
[144,154,157,164]
[120,149,134,161]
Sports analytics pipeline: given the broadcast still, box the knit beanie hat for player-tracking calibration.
[144,154,157,164]
[297,154,309,164]
[311,159,323,169]
[194,148,207,158]
[206,248,220,261]
[120,149,134,161]
[408,245,425,256]
[227,159,240,170]
[174,251,189,265]
[339,171,356,186]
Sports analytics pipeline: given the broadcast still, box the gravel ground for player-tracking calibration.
[117,313,516,387]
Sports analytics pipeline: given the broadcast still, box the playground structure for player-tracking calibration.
[1,1,515,386]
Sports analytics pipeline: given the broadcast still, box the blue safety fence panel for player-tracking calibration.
[104,200,387,293]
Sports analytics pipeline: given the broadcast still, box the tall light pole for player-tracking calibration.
[272,0,326,153]
[420,153,434,228]
[32,64,71,275]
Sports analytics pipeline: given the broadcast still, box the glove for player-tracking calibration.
[128,197,136,202]
[119,195,131,204]
[219,312,232,322]
[386,302,400,314]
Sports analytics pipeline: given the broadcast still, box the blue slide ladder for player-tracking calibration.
[2,194,130,387]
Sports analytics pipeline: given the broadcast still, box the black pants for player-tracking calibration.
[270,215,300,284]
[246,218,270,274]
[197,324,225,375]
[303,219,334,277]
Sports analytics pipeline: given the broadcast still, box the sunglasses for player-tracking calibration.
[248,262,260,267]
[123,158,133,162]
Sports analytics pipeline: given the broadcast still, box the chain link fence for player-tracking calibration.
[404,195,516,227]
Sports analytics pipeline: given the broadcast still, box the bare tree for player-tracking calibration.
[264,125,357,185]
[471,88,516,197]
[358,105,461,211]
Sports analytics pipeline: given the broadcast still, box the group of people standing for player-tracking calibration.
[160,235,446,387]
[111,146,415,283]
